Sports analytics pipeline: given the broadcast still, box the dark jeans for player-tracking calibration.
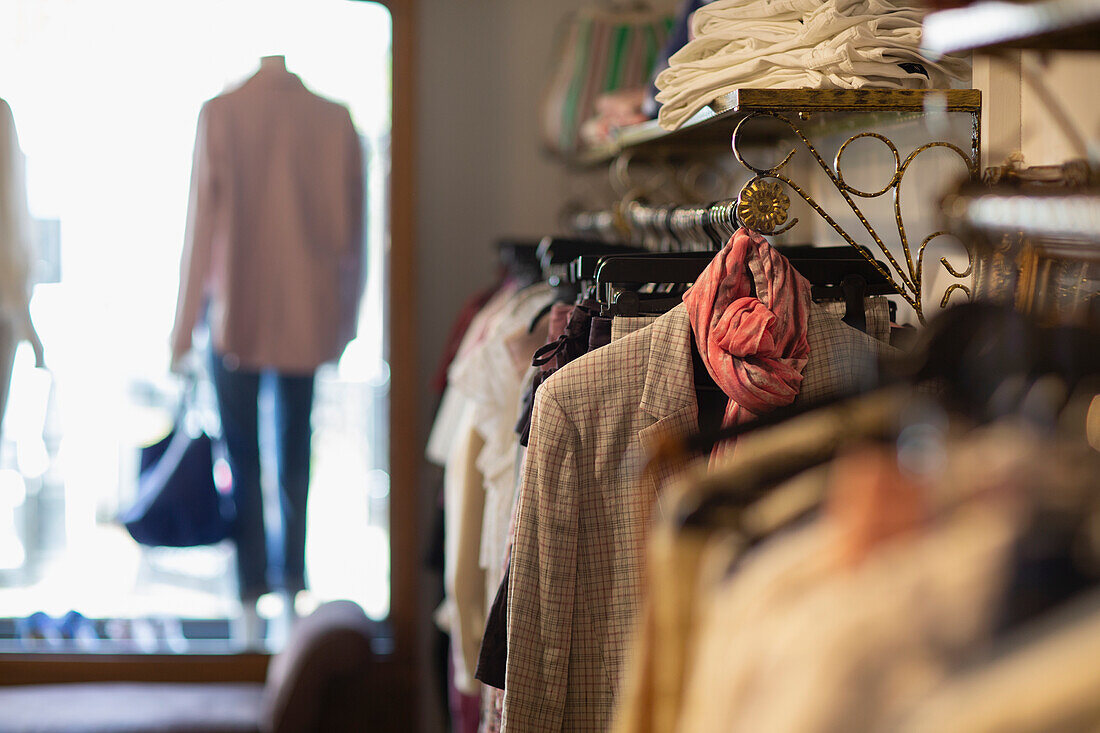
[209,351,316,601]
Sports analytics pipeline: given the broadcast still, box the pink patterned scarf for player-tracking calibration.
[682,228,812,462]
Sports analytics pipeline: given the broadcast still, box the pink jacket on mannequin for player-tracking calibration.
[171,56,365,374]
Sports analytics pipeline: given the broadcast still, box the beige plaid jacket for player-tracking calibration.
[502,302,889,732]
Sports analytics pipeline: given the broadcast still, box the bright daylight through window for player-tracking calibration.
[0,0,392,652]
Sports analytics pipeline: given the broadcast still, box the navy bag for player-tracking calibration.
[121,418,234,547]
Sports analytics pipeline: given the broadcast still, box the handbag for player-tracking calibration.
[539,5,674,157]
[120,392,234,547]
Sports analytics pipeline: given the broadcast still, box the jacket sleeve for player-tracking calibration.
[503,388,578,732]
[170,101,219,366]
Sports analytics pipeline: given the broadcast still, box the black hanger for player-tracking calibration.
[594,253,713,290]
[607,290,687,317]
[592,253,725,400]
[777,247,895,332]
[536,237,645,300]
[521,238,646,330]
[496,239,543,288]
[535,236,641,268]
[839,274,869,333]
[568,249,654,285]
[594,253,714,314]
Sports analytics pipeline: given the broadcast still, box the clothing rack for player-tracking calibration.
[569,199,740,252]
[573,90,984,324]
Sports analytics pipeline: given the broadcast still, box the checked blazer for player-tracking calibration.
[502,301,890,732]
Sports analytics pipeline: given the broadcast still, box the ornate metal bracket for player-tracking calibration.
[732,111,979,323]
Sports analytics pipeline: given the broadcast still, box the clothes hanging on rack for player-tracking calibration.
[895,587,1100,733]
[426,280,524,733]
[477,308,663,733]
[426,260,547,733]
[609,303,1100,733]
[501,232,894,732]
[433,218,910,733]
[431,282,555,695]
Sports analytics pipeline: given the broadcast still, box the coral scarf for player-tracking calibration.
[682,228,812,463]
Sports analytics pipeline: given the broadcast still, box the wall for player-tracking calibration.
[415,1,595,437]
[977,50,1100,167]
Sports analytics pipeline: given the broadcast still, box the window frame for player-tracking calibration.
[0,0,422,715]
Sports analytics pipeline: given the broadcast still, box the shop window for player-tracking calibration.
[0,0,392,651]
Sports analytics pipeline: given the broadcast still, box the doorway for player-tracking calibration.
[0,0,394,651]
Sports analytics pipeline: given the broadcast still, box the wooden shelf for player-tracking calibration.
[574,88,982,166]
[922,0,1100,55]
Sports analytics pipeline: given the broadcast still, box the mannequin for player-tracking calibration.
[259,54,287,71]
[172,57,364,649]
[0,97,45,439]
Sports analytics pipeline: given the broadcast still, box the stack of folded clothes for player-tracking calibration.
[655,0,971,129]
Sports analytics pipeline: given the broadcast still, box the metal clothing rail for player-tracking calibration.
[569,199,741,253]
[570,89,984,323]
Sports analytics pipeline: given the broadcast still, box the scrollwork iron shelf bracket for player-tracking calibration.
[732,107,981,323]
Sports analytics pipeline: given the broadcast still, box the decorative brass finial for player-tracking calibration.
[736,180,790,233]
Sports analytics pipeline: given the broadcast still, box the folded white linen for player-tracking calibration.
[655,0,970,129]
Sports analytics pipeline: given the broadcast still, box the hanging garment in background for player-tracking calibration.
[613,385,916,733]
[676,484,1016,730]
[667,417,1091,733]
[654,0,971,129]
[426,279,524,733]
[429,281,529,731]
[425,283,514,733]
[517,300,601,447]
[895,588,1100,733]
[428,282,522,467]
[171,60,365,373]
[439,402,489,696]
[0,97,45,434]
[502,285,891,731]
[432,282,506,395]
[477,309,664,700]
[434,283,555,695]
[452,285,554,583]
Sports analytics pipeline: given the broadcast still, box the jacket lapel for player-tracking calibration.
[637,305,701,516]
